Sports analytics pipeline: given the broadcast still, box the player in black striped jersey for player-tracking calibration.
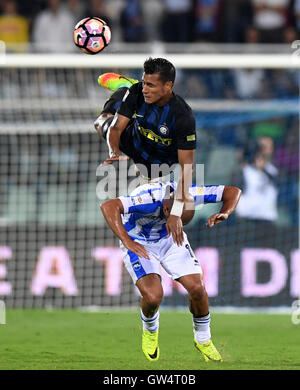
[94,57,196,248]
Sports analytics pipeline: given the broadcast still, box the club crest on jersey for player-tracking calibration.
[132,261,141,270]
[159,125,169,136]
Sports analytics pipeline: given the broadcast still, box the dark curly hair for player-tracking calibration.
[143,57,176,84]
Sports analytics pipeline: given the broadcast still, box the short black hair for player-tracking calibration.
[143,57,176,84]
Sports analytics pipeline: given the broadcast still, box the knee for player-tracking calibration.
[188,283,207,301]
[94,116,103,136]
[142,290,163,308]
[94,113,113,137]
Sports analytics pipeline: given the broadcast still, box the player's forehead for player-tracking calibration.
[142,72,164,86]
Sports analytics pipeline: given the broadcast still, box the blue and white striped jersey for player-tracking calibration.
[118,182,224,242]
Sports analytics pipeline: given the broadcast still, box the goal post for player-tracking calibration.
[1,52,300,69]
[0,53,299,311]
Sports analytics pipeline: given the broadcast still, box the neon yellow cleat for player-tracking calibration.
[194,339,222,362]
[142,330,160,361]
[98,72,138,92]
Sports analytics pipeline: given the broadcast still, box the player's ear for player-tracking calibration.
[164,80,173,90]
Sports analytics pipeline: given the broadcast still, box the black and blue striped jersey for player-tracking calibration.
[117,82,196,171]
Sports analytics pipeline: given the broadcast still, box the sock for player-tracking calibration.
[193,313,211,344]
[140,309,159,333]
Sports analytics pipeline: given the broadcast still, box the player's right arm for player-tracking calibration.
[100,199,150,259]
[101,84,139,166]
[107,113,130,157]
[206,185,242,227]
[100,113,131,165]
[189,184,241,227]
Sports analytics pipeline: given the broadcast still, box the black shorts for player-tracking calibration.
[101,87,129,115]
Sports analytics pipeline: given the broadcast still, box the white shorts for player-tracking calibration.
[121,232,203,285]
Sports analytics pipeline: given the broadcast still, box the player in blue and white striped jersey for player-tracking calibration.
[101,182,241,363]
[118,182,225,243]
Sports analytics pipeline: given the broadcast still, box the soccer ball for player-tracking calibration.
[73,17,111,54]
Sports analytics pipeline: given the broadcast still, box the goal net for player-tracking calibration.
[0,54,299,310]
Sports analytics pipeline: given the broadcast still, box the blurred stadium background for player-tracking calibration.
[0,0,299,312]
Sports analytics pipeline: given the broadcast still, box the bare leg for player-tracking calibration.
[177,273,209,317]
[178,273,222,360]
[136,273,163,317]
[137,273,162,360]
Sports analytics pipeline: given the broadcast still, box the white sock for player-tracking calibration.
[193,313,211,344]
[140,309,159,333]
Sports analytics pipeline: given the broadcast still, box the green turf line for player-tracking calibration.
[0,310,299,370]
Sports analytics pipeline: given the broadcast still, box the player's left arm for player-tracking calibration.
[166,109,196,246]
[166,149,194,246]
[100,84,138,166]
[206,186,242,227]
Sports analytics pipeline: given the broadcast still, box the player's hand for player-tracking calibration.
[100,155,129,167]
[122,238,150,260]
[166,214,184,246]
[206,213,229,228]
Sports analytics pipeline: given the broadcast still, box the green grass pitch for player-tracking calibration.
[0,309,299,370]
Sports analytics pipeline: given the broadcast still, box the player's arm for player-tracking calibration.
[100,199,149,259]
[206,186,242,227]
[101,84,138,165]
[106,113,130,158]
[166,149,194,246]
[99,113,131,166]
[176,149,194,202]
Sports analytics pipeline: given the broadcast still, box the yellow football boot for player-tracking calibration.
[142,330,160,361]
[194,339,222,362]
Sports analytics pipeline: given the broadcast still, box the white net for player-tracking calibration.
[0,55,299,309]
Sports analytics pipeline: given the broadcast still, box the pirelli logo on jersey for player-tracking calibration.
[138,126,172,146]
